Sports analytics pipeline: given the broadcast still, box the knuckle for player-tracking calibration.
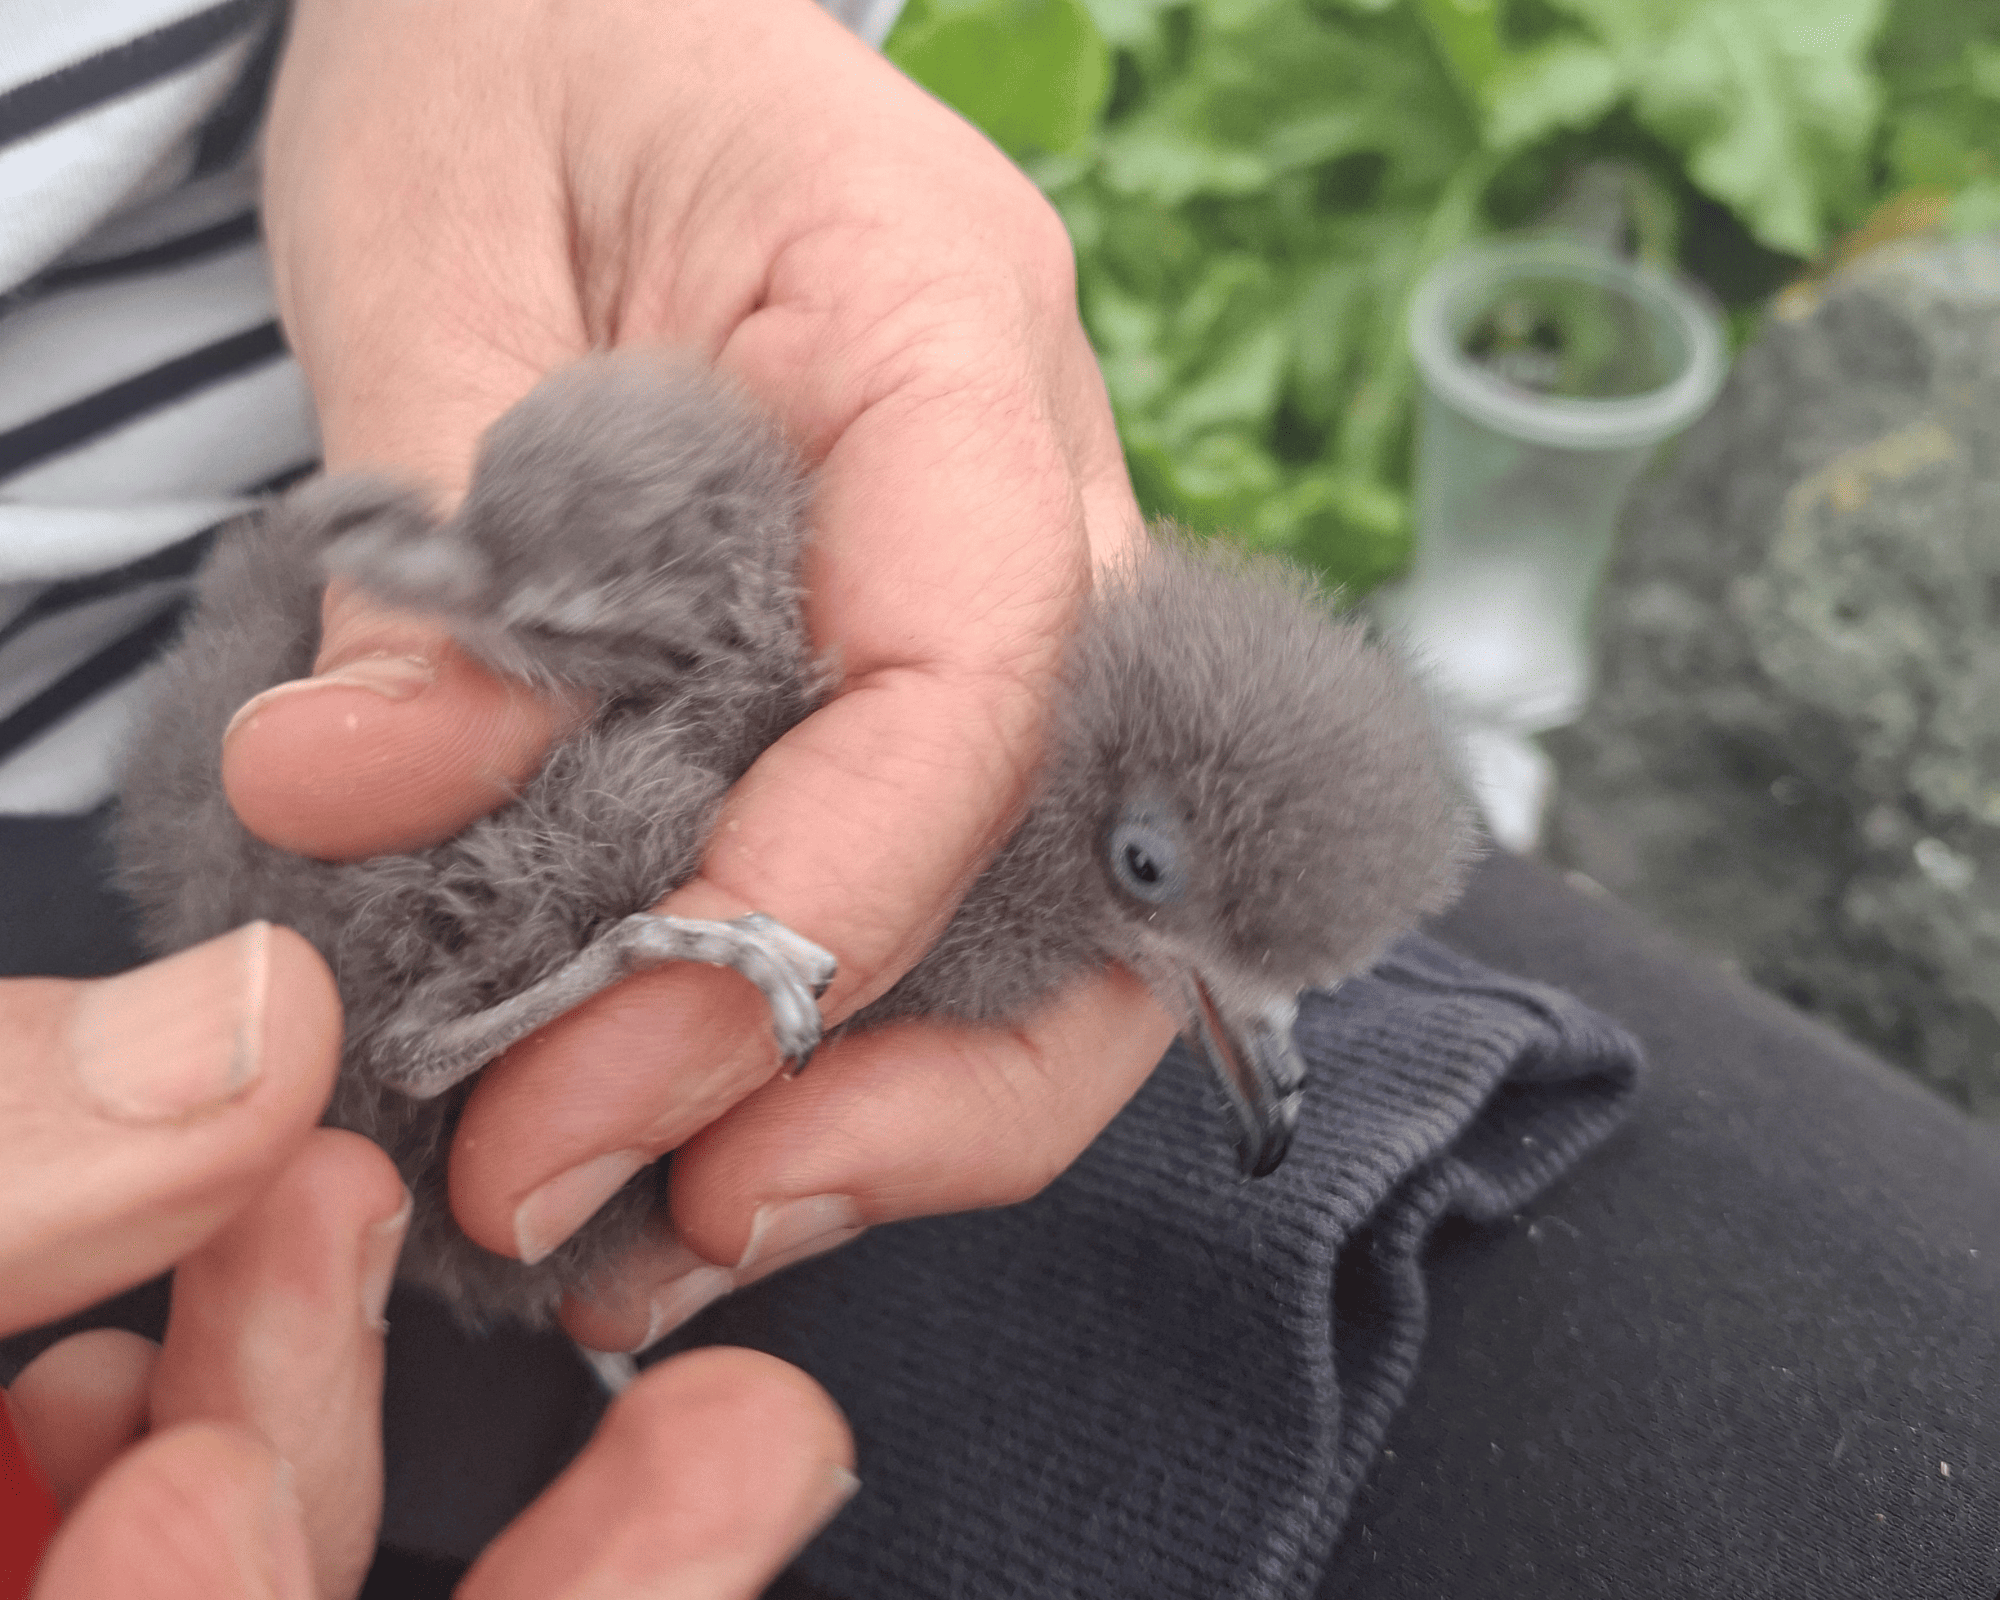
[1006,186,1079,305]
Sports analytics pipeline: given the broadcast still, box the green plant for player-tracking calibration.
[886,0,2000,591]
[1876,0,2000,235]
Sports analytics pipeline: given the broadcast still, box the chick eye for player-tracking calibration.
[1107,812,1187,905]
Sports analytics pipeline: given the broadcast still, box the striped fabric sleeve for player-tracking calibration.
[0,0,907,816]
[0,0,308,814]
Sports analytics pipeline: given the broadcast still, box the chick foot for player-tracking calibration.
[382,911,838,1099]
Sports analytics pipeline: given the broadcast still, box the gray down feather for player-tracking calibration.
[116,353,1474,1326]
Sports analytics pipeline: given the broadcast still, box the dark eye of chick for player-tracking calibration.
[1124,842,1162,884]
[1107,808,1187,905]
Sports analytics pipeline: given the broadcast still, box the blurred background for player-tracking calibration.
[881,0,2000,1114]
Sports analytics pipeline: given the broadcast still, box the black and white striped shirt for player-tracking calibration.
[1,0,308,813]
[0,0,904,817]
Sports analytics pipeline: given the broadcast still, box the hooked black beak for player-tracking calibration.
[1180,977,1307,1179]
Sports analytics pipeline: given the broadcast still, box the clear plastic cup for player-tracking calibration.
[1372,239,1727,846]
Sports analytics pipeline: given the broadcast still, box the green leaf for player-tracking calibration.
[1970,41,2000,101]
[1547,0,1888,256]
[1085,275,1174,417]
[1947,179,2000,239]
[1284,259,1372,420]
[1482,38,1623,152]
[1265,468,1412,589]
[1157,321,1290,441]
[1876,10,2000,225]
[1076,0,1179,49]
[887,0,1113,157]
[1099,105,1274,202]
[1415,0,1505,102]
[1889,109,1984,193]
[1099,5,1476,203]
[1334,149,1495,478]
[1126,429,1285,536]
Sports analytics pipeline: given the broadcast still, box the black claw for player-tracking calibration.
[1236,1116,1297,1180]
[782,1042,818,1079]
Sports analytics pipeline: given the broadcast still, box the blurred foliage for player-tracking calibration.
[886,0,2000,591]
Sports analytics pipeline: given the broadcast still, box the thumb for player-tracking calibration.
[30,1423,314,1600]
[220,585,575,863]
[0,924,341,1336]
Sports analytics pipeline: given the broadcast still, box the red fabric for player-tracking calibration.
[0,1399,57,1600]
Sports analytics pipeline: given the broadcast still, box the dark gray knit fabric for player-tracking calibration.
[0,813,1642,1596]
[659,932,1642,1600]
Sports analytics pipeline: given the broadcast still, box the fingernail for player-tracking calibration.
[633,1264,735,1353]
[625,1198,866,1352]
[361,1188,413,1334]
[736,1194,866,1281]
[257,1457,316,1600]
[70,922,271,1122]
[514,1149,651,1266]
[224,654,435,737]
[797,1462,861,1545]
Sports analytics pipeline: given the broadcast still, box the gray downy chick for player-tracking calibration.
[116,353,1475,1328]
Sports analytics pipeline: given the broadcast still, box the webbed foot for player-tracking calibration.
[615,910,836,1073]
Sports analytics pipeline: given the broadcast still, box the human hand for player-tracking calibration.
[4,927,856,1598]
[232,0,1179,1350]
[2,923,383,1597]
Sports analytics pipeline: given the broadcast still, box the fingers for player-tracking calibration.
[221,587,576,861]
[149,1128,410,1600]
[30,1423,315,1600]
[243,0,586,863]
[0,925,341,1335]
[265,0,586,489]
[7,1330,159,1509]
[559,967,1177,1353]
[14,1133,406,1600]
[459,1347,855,1600]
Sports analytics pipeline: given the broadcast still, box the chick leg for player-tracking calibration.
[383,911,838,1100]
